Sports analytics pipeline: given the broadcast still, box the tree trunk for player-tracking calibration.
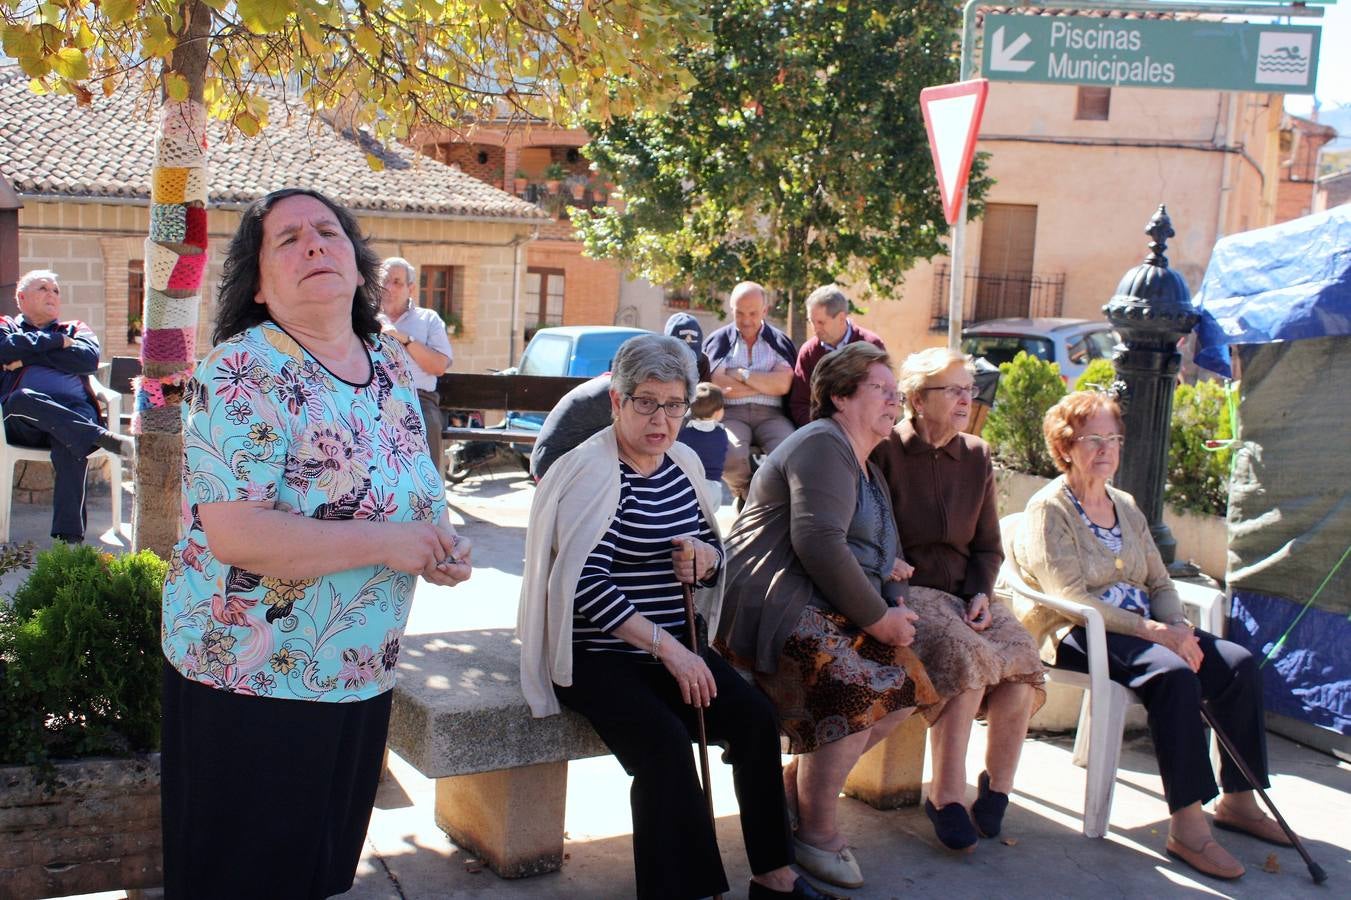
[133,0,211,559]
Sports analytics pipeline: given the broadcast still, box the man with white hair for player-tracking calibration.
[377,258,454,479]
[787,284,886,427]
[1,270,132,542]
[702,281,796,501]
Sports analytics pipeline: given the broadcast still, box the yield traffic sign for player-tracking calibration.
[983,13,1321,94]
[919,78,990,226]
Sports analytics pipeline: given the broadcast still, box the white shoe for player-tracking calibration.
[792,837,863,889]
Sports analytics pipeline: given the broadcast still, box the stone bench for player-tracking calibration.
[387,628,929,880]
[386,628,609,878]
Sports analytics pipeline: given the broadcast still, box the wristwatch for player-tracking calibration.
[401,335,413,346]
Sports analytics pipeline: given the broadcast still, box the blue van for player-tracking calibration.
[504,325,650,433]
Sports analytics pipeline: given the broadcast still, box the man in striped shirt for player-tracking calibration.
[702,282,796,501]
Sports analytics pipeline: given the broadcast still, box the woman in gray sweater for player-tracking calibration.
[718,343,936,891]
[1013,391,1287,881]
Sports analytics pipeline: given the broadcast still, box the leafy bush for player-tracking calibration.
[0,543,167,768]
[1167,379,1233,517]
[984,351,1067,477]
[1074,358,1118,392]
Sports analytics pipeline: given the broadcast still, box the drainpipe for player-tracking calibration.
[1214,92,1238,244]
[509,227,539,364]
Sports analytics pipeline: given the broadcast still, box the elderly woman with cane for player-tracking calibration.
[1012,390,1289,881]
[519,334,834,900]
[717,342,937,890]
[160,188,472,899]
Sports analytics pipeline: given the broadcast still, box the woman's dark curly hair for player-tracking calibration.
[213,188,383,345]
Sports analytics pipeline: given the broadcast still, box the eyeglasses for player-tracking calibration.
[922,384,977,400]
[626,395,690,418]
[861,381,900,402]
[1074,434,1125,451]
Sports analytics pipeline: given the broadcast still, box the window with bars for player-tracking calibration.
[1075,87,1111,121]
[128,259,144,343]
[418,265,460,324]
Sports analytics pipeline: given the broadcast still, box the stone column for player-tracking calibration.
[1102,205,1199,573]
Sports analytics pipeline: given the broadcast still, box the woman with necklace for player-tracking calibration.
[1013,390,1287,881]
[160,189,472,898]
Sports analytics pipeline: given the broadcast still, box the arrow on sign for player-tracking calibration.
[989,26,1033,73]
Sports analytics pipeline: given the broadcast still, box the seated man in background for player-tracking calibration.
[703,281,795,502]
[0,270,131,542]
[788,285,886,428]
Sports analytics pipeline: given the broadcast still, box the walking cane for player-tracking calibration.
[1199,700,1328,884]
[679,539,721,900]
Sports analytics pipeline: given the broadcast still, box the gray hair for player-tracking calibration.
[611,334,697,400]
[16,269,59,297]
[728,280,766,308]
[379,257,415,283]
[898,347,974,418]
[805,284,848,318]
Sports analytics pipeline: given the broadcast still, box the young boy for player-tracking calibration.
[678,382,730,503]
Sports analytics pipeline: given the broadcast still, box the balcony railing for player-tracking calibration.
[518,182,618,219]
[930,263,1066,333]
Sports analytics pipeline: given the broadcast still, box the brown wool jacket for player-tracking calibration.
[1011,475,1185,663]
[869,419,1003,601]
[717,418,896,674]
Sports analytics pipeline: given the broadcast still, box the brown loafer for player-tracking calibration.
[1214,810,1294,847]
[1166,836,1245,880]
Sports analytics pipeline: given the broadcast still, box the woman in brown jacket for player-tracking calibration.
[1012,391,1286,881]
[871,347,1044,852]
[718,343,936,891]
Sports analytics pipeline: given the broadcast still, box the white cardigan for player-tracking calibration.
[517,425,725,717]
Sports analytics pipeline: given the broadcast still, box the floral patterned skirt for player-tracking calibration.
[908,586,1046,724]
[739,606,938,755]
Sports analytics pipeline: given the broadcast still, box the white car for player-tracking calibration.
[961,317,1118,384]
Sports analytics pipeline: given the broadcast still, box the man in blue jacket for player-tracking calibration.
[1,270,131,542]
[702,281,796,501]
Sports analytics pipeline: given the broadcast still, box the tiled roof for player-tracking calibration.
[0,68,549,222]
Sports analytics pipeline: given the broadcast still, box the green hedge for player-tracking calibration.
[0,543,166,769]
[984,353,1233,517]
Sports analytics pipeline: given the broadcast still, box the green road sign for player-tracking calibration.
[983,14,1321,94]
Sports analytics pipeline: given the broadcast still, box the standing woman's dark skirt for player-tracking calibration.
[160,662,392,899]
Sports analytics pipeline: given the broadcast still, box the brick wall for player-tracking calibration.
[527,240,622,328]
[425,143,506,189]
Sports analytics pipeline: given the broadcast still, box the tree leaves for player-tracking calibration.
[573,0,987,315]
[0,0,710,146]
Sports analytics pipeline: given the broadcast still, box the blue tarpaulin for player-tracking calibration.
[1230,591,1350,736]
[1194,205,1351,376]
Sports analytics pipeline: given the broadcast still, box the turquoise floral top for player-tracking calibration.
[161,322,447,702]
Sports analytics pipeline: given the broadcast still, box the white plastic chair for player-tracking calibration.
[0,376,124,542]
[996,512,1223,838]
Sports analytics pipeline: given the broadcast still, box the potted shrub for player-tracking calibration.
[568,176,587,201]
[127,316,143,345]
[542,162,567,193]
[445,311,464,339]
[0,542,169,899]
[514,169,529,195]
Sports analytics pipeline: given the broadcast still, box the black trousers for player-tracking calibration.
[2,388,103,539]
[160,662,392,900]
[1054,627,1269,812]
[416,389,444,480]
[556,649,793,900]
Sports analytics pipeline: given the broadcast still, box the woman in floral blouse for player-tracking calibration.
[160,188,472,899]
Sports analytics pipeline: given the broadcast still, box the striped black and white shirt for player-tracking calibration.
[573,456,722,655]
